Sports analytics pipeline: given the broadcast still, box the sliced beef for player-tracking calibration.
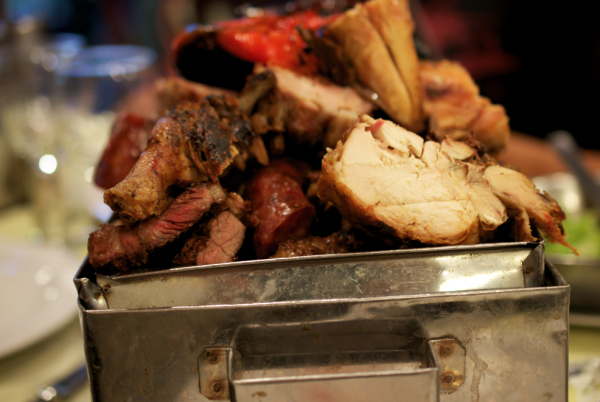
[88,183,226,271]
[245,160,316,259]
[174,211,246,266]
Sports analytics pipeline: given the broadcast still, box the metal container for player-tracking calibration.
[75,240,569,401]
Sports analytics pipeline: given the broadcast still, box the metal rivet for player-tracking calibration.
[212,381,223,394]
[524,266,533,275]
[208,353,220,364]
[439,346,451,357]
[441,373,454,384]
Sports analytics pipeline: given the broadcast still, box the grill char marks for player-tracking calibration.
[104,96,260,224]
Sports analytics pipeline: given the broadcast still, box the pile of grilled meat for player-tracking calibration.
[88,0,576,275]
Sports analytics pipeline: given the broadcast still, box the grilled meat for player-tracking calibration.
[318,115,576,252]
[174,211,246,266]
[323,0,424,132]
[88,183,226,271]
[104,96,259,224]
[94,113,154,190]
[271,231,358,258]
[245,159,316,259]
[156,76,236,113]
[251,66,374,147]
[420,60,510,154]
[484,166,578,254]
[174,191,248,266]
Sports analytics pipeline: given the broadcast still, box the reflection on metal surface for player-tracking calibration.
[75,254,569,401]
[93,242,543,310]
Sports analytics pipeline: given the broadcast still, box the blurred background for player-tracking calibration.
[1,1,600,401]
[2,0,599,144]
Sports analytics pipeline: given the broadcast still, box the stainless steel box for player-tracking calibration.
[75,241,569,401]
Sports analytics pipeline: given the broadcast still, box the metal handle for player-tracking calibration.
[199,334,465,402]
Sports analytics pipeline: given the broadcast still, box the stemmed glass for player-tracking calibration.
[0,34,85,245]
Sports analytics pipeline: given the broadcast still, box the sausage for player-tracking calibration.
[245,160,315,258]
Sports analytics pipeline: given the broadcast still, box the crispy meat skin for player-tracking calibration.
[246,160,316,258]
[88,183,226,271]
[420,60,510,153]
[251,66,373,147]
[324,0,423,132]
[363,0,423,127]
[104,102,204,224]
[318,116,576,252]
[104,97,257,224]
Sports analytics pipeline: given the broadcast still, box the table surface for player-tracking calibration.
[0,198,599,401]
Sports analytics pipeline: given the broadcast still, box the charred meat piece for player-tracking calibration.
[420,60,510,154]
[323,0,424,132]
[104,102,206,224]
[318,115,577,253]
[88,183,226,271]
[251,66,374,147]
[245,160,316,259]
[104,96,261,224]
[271,231,358,258]
[94,113,154,190]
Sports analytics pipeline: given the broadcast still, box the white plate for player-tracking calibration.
[0,239,81,358]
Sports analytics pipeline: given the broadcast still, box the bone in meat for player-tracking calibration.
[104,97,256,224]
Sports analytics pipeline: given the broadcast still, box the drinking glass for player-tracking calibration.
[56,45,157,247]
[0,33,85,245]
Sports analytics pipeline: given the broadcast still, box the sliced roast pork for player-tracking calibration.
[318,115,577,253]
[250,66,374,148]
[420,60,510,154]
